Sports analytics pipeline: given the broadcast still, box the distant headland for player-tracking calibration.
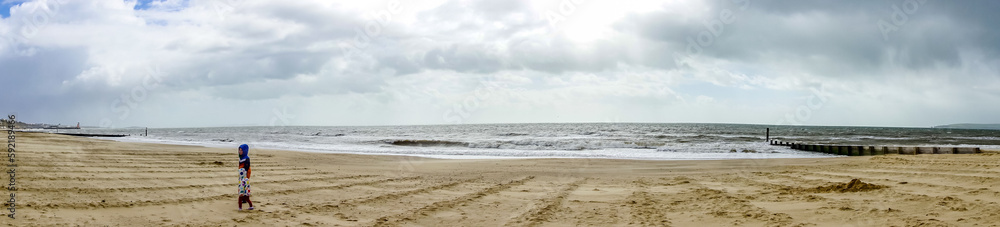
[3,120,82,129]
[934,124,1000,130]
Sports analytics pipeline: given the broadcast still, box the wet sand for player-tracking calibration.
[6,132,1000,226]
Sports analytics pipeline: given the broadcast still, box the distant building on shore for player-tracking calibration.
[5,121,81,129]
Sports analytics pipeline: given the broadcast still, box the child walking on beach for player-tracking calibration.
[238,144,254,210]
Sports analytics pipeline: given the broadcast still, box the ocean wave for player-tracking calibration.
[386,139,469,147]
[496,133,529,136]
[70,123,1000,160]
[383,139,678,151]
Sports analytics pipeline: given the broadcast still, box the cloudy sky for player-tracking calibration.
[1,0,998,128]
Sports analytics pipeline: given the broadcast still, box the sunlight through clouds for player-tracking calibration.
[1,0,998,127]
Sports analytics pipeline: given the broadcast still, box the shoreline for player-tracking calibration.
[89,132,841,161]
[7,132,1000,226]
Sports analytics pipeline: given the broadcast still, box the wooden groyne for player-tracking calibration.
[769,140,981,156]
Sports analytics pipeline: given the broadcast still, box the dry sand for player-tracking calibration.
[5,132,1000,226]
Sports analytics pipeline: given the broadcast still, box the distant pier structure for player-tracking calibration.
[765,128,982,156]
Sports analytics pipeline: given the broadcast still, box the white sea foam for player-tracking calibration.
[76,123,1000,160]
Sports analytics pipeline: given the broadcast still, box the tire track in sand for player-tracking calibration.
[287,178,481,215]
[17,163,286,169]
[505,178,587,227]
[19,170,343,181]
[341,178,481,206]
[27,176,420,209]
[24,174,380,193]
[622,178,672,227]
[371,176,536,227]
[22,167,310,174]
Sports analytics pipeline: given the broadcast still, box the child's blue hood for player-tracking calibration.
[239,144,249,160]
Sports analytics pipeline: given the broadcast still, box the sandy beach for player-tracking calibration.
[5,132,1000,226]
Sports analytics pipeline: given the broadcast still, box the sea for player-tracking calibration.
[44,123,1000,160]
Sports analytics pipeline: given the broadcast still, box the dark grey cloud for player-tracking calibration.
[613,0,1000,79]
[2,0,999,127]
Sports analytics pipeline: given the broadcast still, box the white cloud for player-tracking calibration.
[1,0,998,127]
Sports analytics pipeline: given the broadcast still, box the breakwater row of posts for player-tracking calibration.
[764,128,981,156]
[769,140,981,156]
